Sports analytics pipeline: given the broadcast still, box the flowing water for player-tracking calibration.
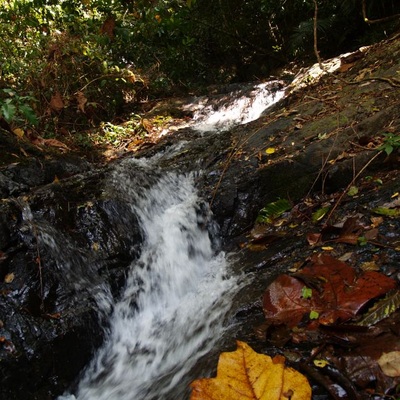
[58,80,285,400]
[61,161,237,400]
[188,81,285,132]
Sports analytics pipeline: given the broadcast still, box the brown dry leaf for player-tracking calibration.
[142,118,153,133]
[127,137,145,152]
[306,232,322,246]
[330,331,400,393]
[42,138,70,151]
[339,62,355,72]
[0,251,7,263]
[377,351,400,377]
[247,235,281,251]
[364,227,379,241]
[335,217,364,245]
[190,341,311,400]
[46,312,62,320]
[370,216,383,228]
[76,91,88,113]
[100,15,115,38]
[50,91,64,112]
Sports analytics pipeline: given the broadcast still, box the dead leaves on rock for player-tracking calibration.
[194,181,400,399]
[263,253,396,328]
[190,341,311,400]
[239,186,400,398]
[260,253,400,397]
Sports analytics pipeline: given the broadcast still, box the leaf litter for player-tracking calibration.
[193,169,400,400]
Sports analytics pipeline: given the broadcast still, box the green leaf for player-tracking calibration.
[301,287,312,299]
[347,186,359,197]
[312,206,330,222]
[357,236,368,246]
[309,310,319,320]
[382,144,394,155]
[256,199,291,224]
[372,207,400,217]
[357,291,400,327]
[2,88,15,95]
[19,104,38,126]
[1,102,16,122]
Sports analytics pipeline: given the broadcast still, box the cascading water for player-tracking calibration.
[185,81,285,132]
[59,159,238,400]
[58,80,286,400]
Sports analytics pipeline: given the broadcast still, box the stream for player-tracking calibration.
[57,81,286,400]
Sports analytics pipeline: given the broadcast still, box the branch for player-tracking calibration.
[362,0,400,24]
[313,0,323,71]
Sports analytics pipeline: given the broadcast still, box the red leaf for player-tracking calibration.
[263,274,317,328]
[263,254,396,328]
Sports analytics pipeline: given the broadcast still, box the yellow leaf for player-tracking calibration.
[378,351,400,377]
[4,272,15,283]
[12,128,24,138]
[321,246,334,251]
[313,359,329,368]
[265,147,276,154]
[360,260,379,271]
[190,341,311,400]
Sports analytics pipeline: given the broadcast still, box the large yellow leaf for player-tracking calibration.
[190,341,311,400]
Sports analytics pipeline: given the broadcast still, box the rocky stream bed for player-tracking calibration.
[0,35,400,399]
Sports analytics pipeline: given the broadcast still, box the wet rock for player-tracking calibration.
[0,166,144,399]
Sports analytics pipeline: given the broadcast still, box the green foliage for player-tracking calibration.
[0,89,38,127]
[0,0,145,134]
[98,117,146,146]
[378,133,400,156]
[357,236,368,246]
[0,0,398,138]
[372,207,400,218]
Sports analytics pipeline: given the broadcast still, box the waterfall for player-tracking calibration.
[186,81,285,132]
[59,159,238,400]
[58,80,285,399]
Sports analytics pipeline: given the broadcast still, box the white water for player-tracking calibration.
[59,160,238,400]
[59,80,285,400]
[186,81,285,132]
